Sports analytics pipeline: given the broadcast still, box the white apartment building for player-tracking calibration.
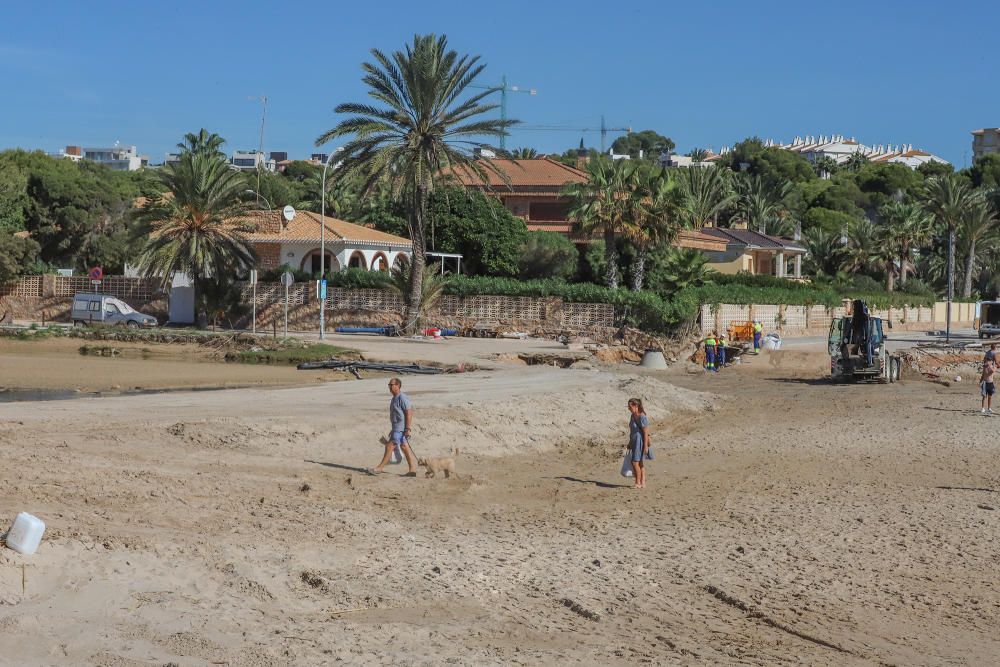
[972,128,1000,159]
[51,144,147,170]
[230,150,276,172]
[82,144,146,170]
[717,134,949,170]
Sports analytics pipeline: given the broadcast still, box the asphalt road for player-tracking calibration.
[779,327,981,352]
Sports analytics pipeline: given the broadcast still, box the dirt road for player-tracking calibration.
[1,351,998,665]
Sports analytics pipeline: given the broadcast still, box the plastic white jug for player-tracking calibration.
[5,512,46,555]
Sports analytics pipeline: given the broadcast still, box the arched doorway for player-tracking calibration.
[300,249,338,277]
[372,252,389,271]
[348,251,367,270]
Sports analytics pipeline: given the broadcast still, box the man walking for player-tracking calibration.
[371,377,418,475]
[752,320,763,354]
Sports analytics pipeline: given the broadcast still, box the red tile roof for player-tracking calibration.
[240,211,410,247]
[444,157,588,189]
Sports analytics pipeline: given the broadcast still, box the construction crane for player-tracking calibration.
[519,115,631,153]
[469,75,536,149]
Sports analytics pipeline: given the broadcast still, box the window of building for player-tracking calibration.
[528,202,569,221]
[348,251,367,269]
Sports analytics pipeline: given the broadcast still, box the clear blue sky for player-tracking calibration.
[1,1,994,167]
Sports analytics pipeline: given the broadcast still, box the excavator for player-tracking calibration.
[828,300,901,382]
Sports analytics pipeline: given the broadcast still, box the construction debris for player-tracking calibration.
[297,360,447,376]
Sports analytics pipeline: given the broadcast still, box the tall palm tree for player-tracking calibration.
[176,129,226,159]
[878,200,933,287]
[802,227,844,278]
[135,154,255,322]
[813,156,838,179]
[565,158,632,288]
[841,218,879,276]
[958,199,998,298]
[686,148,709,162]
[923,174,983,332]
[315,34,514,330]
[619,167,685,290]
[735,173,791,235]
[676,166,734,228]
[509,147,538,159]
[843,152,869,173]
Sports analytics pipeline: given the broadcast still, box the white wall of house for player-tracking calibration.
[279,242,409,272]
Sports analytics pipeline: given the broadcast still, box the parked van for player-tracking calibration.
[976,301,1000,339]
[71,293,158,328]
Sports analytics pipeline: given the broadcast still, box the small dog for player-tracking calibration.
[417,449,459,478]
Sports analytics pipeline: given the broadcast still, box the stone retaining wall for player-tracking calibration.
[700,301,974,336]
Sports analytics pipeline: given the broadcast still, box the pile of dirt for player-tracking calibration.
[899,344,985,379]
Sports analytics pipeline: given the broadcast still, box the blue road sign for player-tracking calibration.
[320,279,327,300]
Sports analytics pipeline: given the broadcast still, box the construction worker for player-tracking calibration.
[704,331,718,372]
[717,332,727,369]
[752,320,763,354]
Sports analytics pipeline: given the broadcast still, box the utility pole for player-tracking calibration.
[249,95,268,207]
[470,75,536,149]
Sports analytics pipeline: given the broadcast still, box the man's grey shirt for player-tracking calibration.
[390,392,412,432]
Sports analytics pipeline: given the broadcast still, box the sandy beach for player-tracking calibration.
[1,340,998,666]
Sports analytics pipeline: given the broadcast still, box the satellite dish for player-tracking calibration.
[282,205,296,222]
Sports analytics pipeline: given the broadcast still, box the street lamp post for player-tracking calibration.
[244,190,272,211]
[319,151,337,340]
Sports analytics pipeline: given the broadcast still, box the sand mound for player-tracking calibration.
[406,371,713,458]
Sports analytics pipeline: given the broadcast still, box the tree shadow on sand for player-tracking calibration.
[553,476,631,489]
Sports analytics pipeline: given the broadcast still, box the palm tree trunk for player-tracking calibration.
[404,185,428,332]
[631,245,647,291]
[963,237,977,299]
[946,226,955,342]
[887,265,895,292]
[603,228,619,289]
[898,252,907,286]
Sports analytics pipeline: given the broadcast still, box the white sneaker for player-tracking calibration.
[989,409,995,415]
[982,408,988,415]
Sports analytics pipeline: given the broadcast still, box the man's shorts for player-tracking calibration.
[982,382,996,397]
[390,430,409,446]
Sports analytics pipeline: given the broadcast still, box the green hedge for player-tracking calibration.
[442,275,937,333]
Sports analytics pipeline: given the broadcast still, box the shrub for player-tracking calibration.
[518,231,579,280]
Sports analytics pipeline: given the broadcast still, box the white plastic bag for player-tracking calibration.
[390,444,403,465]
[620,456,634,477]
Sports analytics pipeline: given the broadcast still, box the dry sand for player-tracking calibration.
[1,346,999,666]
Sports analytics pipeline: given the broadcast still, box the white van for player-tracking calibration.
[70,293,158,328]
[976,301,1000,339]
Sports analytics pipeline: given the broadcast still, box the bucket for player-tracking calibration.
[639,350,668,369]
[5,512,45,555]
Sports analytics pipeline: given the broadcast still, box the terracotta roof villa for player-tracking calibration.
[445,157,589,236]
[238,210,411,274]
[698,226,807,278]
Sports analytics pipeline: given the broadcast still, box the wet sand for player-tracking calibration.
[0,338,331,394]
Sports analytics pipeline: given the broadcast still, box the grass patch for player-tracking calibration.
[226,343,357,365]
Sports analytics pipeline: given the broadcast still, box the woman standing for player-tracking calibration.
[627,398,650,489]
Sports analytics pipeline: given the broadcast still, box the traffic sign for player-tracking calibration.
[249,269,258,285]
[280,271,294,287]
[88,266,103,282]
[320,278,327,300]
